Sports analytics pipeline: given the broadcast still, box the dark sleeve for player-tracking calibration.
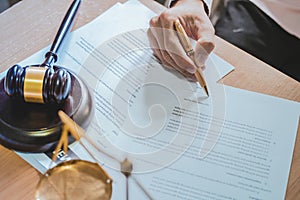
[154,0,167,5]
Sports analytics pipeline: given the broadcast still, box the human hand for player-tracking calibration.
[148,0,215,81]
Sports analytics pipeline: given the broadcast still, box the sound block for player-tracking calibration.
[0,71,93,153]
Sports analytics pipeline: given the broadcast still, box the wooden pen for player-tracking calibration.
[174,19,209,96]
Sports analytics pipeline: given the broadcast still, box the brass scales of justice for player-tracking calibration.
[35,110,153,200]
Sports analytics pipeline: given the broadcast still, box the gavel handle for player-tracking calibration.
[43,0,81,66]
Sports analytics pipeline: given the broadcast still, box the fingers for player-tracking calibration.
[147,1,215,81]
[194,37,215,68]
[148,28,196,81]
[148,17,176,70]
[149,14,196,76]
[193,15,215,68]
[149,31,196,79]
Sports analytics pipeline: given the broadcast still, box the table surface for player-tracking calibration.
[0,0,299,199]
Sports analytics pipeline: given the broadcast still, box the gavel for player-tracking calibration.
[4,0,81,104]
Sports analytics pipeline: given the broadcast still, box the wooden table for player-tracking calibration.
[0,0,299,199]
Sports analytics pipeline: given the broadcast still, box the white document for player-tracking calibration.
[6,1,299,200]
[69,19,300,200]
[14,0,233,171]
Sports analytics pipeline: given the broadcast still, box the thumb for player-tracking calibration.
[194,37,215,68]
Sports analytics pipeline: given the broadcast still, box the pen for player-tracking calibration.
[174,19,209,96]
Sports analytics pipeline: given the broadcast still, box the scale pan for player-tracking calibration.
[35,160,112,200]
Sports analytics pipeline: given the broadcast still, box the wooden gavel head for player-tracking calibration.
[4,64,71,104]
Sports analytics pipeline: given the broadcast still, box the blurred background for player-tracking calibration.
[0,0,21,13]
